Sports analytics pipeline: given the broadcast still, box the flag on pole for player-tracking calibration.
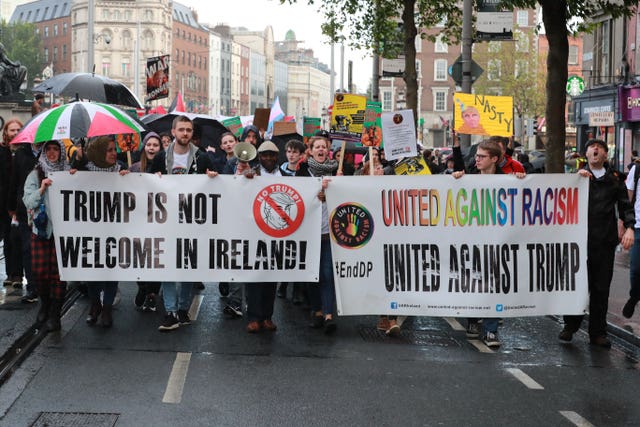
[266,96,286,136]
[169,92,186,112]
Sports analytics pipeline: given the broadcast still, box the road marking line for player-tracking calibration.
[506,368,544,390]
[189,294,203,321]
[162,352,191,404]
[559,411,595,427]
[444,317,466,331]
[468,339,494,353]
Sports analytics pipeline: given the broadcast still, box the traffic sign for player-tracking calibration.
[448,55,484,86]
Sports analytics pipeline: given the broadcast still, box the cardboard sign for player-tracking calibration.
[273,121,297,136]
[253,108,271,132]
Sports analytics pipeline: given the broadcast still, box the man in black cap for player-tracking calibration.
[559,139,635,348]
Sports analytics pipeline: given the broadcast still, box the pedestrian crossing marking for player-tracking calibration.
[162,352,191,404]
[506,368,544,390]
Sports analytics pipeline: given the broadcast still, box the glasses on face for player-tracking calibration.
[475,154,489,159]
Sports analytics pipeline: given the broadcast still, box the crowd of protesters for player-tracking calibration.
[0,114,637,350]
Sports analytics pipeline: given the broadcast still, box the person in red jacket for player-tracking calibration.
[490,136,525,174]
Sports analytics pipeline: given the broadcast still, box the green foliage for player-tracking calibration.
[0,20,43,87]
[282,0,462,59]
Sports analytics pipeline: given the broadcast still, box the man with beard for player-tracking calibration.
[151,115,217,331]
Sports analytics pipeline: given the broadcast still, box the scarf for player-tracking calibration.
[85,161,121,173]
[307,157,337,176]
[38,141,69,175]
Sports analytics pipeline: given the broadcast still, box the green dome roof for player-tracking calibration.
[285,30,296,41]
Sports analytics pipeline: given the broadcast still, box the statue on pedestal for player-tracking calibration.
[0,43,27,98]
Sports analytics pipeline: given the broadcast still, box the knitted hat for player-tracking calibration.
[86,135,115,168]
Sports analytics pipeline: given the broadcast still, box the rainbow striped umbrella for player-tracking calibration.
[10,101,146,144]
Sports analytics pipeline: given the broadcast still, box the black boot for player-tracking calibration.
[36,294,51,326]
[86,299,102,325]
[101,304,113,328]
[46,300,63,332]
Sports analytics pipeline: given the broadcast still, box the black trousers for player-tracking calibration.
[564,244,615,338]
[246,283,277,322]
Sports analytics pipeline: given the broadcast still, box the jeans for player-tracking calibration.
[309,240,336,316]
[227,282,244,306]
[87,282,118,305]
[161,282,193,313]
[629,229,640,301]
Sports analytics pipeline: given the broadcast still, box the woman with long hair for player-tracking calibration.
[129,132,163,173]
[296,135,339,334]
[1,119,22,287]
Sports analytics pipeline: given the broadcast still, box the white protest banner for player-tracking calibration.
[48,172,322,282]
[381,110,417,160]
[325,174,589,317]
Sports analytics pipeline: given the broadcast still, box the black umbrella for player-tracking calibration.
[33,72,142,108]
[141,112,229,152]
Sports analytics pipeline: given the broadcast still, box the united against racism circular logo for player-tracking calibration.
[253,184,305,238]
[330,203,374,249]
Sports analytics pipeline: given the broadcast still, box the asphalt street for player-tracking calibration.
[0,253,636,426]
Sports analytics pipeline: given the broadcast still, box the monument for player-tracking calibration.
[0,42,27,99]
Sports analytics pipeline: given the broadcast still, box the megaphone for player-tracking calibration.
[233,142,257,162]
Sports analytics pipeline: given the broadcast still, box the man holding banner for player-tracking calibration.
[559,139,635,348]
[151,115,217,331]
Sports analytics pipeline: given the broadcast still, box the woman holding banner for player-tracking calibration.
[296,135,339,334]
[23,140,69,331]
[129,132,163,312]
[71,136,129,327]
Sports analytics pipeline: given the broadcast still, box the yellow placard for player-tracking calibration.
[453,93,513,137]
[393,155,432,176]
[330,93,367,140]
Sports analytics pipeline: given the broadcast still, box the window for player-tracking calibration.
[382,91,392,110]
[63,23,67,35]
[102,58,111,76]
[102,9,109,20]
[125,10,131,21]
[145,10,153,21]
[44,27,49,37]
[515,31,528,52]
[113,10,120,20]
[44,48,49,62]
[122,30,132,49]
[434,35,448,53]
[487,59,502,80]
[515,60,528,78]
[517,11,528,27]
[53,24,58,36]
[568,45,579,64]
[488,41,500,53]
[63,44,67,60]
[434,59,447,81]
[121,59,130,77]
[53,47,58,62]
[433,90,447,112]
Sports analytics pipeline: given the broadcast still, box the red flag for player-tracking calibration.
[169,92,186,112]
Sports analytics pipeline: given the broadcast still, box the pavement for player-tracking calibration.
[607,249,640,344]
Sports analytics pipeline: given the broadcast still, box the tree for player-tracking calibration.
[472,30,546,142]
[287,0,636,172]
[283,0,463,125]
[0,20,43,91]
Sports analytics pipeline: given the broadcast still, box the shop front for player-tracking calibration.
[618,85,640,170]
[573,86,620,170]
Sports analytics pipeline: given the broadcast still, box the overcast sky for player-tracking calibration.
[178,0,373,95]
